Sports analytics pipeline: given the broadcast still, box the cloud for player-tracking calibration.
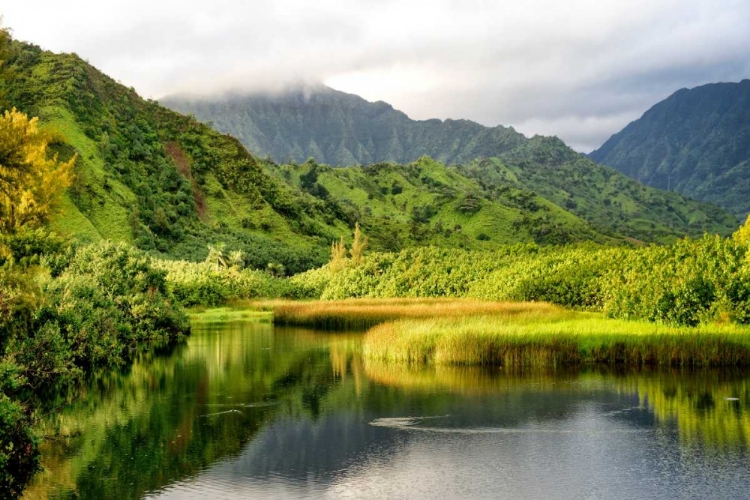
[4,0,750,151]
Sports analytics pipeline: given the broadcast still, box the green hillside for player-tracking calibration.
[590,80,750,219]
[164,85,738,242]
[272,157,610,250]
[455,137,737,242]
[2,41,354,272]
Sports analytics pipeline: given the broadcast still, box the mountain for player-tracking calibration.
[590,80,750,219]
[2,41,350,272]
[162,85,526,166]
[165,86,738,242]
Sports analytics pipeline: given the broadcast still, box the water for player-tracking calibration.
[25,318,750,499]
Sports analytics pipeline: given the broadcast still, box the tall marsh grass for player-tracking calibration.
[363,314,750,367]
[244,298,559,330]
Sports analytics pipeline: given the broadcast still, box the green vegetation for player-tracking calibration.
[0,234,189,495]
[2,28,750,499]
[591,80,750,219]
[162,84,527,167]
[291,231,750,327]
[1,39,347,273]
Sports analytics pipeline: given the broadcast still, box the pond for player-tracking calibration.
[24,317,750,499]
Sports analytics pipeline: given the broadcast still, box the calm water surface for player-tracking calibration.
[24,318,750,499]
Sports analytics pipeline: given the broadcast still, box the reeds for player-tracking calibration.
[243,298,561,330]
[363,315,750,368]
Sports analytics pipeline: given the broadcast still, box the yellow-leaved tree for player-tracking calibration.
[0,109,75,233]
[734,215,750,245]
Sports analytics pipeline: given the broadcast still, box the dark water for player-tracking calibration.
[25,318,750,499]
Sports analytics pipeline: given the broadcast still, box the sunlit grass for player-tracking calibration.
[363,314,750,367]
[189,307,273,324]
[242,298,560,330]
[241,298,750,367]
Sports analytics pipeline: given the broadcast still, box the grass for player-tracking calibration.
[243,298,750,367]
[242,298,558,330]
[363,313,750,368]
[188,307,273,324]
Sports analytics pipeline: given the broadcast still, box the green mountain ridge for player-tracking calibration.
[590,80,750,219]
[162,85,528,166]
[164,84,738,242]
[0,40,738,273]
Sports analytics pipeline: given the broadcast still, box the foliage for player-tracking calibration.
[601,236,750,326]
[0,109,74,232]
[0,39,344,271]
[152,257,299,307]
[293,236,750,328]
[0,237,189,496]
[734,215,750,245]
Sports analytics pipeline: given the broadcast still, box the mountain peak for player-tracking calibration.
[162,86,527,166]
[590,80,750,218]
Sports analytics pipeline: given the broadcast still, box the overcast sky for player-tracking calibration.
[4,1,750,151]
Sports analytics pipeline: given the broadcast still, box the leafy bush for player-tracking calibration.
[0,239,189,495]
[153,258,302,306]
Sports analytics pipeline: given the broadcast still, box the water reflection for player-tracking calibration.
[23,319,750,499]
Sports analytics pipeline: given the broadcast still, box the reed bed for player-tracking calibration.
[242,298,561,330]
[363,314,750,368]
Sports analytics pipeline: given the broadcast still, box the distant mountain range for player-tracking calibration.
[162,86,527,166]
[590,80,750,218]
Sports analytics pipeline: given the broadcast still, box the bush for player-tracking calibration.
[153,258,302,306]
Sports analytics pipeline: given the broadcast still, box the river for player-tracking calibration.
[24,317,750,499]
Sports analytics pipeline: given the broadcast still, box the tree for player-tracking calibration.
[734,215,750,245]
[330,237,347,273]
[0,109,75,233]
[350,222,368,264]
[205,243,227,271]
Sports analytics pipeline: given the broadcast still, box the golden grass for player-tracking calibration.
[241,298,561,330]
[238,298,750,367]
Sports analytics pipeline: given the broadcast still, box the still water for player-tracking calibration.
[25,318,750,499]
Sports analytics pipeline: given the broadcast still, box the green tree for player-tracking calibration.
[350,222,368,264]
[205,243,227,271]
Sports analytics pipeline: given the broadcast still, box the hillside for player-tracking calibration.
[590,80,750,219]
[455,137,737,242]
[2,41,355,272]
[271,157,610,250]
[164,85,738,242]
[162,85,526,166]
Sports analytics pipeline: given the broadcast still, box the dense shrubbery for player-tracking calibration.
[0,235,189,495]
[292,233,750,328]
[602,235,750,326]
[153,258,299,307]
